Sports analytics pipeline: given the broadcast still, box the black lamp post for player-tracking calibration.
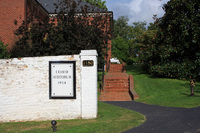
[51,120,57,132]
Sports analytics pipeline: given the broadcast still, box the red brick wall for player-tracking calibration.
[27,0,49,23]
[0,0,48,49]
[0,0,26,49]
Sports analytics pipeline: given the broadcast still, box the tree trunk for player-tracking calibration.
[191,86,194,96]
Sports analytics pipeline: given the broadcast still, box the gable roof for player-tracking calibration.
[37,0,107,14]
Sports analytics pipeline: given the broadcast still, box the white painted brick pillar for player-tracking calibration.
[80,50,98,119]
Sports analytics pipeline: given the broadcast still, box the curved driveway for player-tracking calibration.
[105,101,200,133]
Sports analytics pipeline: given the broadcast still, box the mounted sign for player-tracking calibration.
[49,61,76,99]
[83,60,94,66]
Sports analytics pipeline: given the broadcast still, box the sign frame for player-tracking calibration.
[49,61,76,99]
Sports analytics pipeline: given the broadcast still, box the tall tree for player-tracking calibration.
[113,16,130,39]
[140,0,200,80]
[127,21,146,64]
[112,16,146,64]
[112,36,129,62]
[12,0,110,67]
[84,0,107,10]
[111,16,131,63]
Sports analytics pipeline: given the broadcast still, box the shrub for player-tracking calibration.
[0,41,11,59]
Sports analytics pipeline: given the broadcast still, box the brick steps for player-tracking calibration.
[104,73,129,93]
[108,63,125,73]
[99,91,132,101]
[99,63,139,101]
[102,89,129,92]
[105,73,129,79]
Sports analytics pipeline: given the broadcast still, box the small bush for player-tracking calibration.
[0,41,11,59]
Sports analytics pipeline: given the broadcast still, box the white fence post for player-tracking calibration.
[80,50,98,119]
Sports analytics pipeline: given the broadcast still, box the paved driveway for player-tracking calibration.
[105,101,200,133]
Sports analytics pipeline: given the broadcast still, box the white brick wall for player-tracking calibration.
[0,50,98,122]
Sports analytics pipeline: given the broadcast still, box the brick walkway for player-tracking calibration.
[99,63,138,101]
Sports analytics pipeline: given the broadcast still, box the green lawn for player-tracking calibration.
[0,102,145,133]
[127,65,200,108]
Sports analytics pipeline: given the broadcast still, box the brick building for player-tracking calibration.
[0,0,113,68]
[0,0,48,49]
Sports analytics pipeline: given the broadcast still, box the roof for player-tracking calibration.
[37,0,107,14]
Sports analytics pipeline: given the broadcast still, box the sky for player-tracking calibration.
[105,0,170,25]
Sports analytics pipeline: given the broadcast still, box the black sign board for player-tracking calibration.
[83,60,94,66]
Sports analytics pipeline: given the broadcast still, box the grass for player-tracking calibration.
[126,65,200,108]
[0,102,145,133]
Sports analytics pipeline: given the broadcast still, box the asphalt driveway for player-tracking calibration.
[105,101,200,133]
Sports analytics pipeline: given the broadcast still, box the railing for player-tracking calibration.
[98,63,105,91]
[107,59,111,72]
[122,62,126,72]
[129,75,139,100]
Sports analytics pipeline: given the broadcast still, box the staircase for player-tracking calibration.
[99,63,139,101]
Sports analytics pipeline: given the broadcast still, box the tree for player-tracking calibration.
[138,27,158,70]
[127,21,146,64]
[112,36,129,62]
[84,0,107,10]
[11,0,110,67]
[139,0,200,80]
[112,16,130,39]
[111,16,146,64]
[137,19,159,68]
[133,21,146,31]
[111,16,130,62]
